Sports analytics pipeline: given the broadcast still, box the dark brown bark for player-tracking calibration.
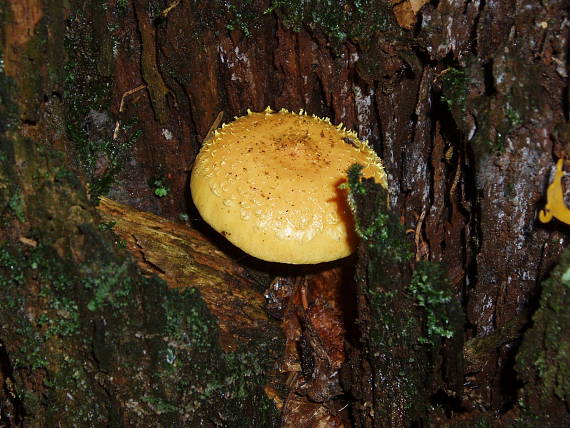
[1,0,570,426]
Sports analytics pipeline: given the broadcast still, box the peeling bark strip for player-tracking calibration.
[96,196,274,351]
[133,0,171,124]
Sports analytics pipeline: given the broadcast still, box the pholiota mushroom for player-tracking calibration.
[190,108,387,264]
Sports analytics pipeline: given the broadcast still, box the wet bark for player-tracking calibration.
[1,0,570,426]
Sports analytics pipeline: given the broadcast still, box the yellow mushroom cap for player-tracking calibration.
[190,109,387,264]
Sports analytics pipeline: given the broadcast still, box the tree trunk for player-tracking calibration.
[1,0,569,426]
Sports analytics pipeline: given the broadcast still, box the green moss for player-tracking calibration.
[0,131,283,424]
[64,3,141,198]
[97,220,116,232]
[141,395,179,414]
[442,68,469,123]
[116,0,129,15]
[505,100,523,129]
[162,287,217,349]
[484,97,524,154]
[0,239,282,425]
[346,163,412,267]
[208,0,395,42]
[7,188,26,222]
[152,285,281,425]
[365,281,427,419]
[0,245,25,287]
[464,55,540,157]
[0,245,77,374]
[37,297,80,337]
[265,0,394,42]
[515,247,570,423]
[346,163,412,290]
[347,165,464,423]
[346,164,423,420]
[149,177,170,198]
[223,0,262,37]
[440,62,531,156]
[345,163,366,193]
[82,260,132,311]
[409,261,455,345]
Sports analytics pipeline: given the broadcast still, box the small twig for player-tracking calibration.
[405,209,427,261]
[119,84,147,113]
[414,208,427,262]
[19,236,38,247]
[113,84,147,140]
[449,154,462,199]
[161,0,182,18]
[433,67,452,82]
[203,111,224,143]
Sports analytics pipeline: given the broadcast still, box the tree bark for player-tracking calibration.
[1,0,569,426]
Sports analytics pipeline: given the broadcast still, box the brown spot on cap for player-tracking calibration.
[190,109,387,264]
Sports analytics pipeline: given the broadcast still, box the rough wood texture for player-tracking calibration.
[97,196,272,351]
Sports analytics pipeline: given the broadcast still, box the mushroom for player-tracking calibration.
[190,108,387,264]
